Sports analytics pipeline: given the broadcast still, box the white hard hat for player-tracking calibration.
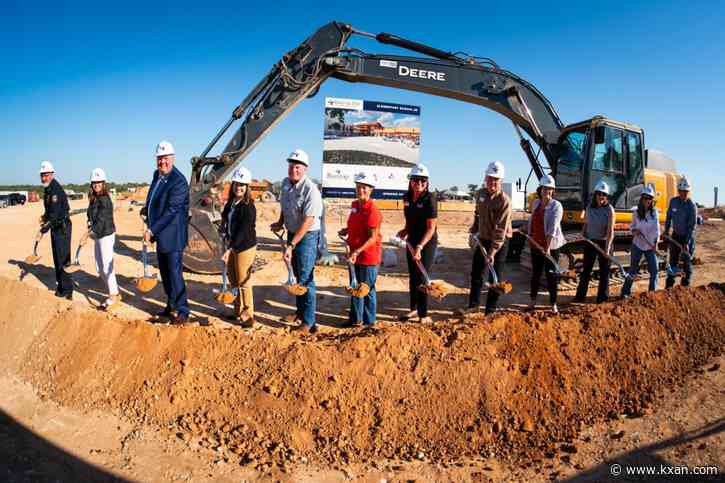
[354,172,375,188]
[231,166,252,184]
[485,161,505,179]
[90,168,106,182]
[407,163,430,179]
[155,141,175,157]
[677,176,691,191]
[39,161,55,174]
[593,180,610,195]
[642,183,656,198]
[539,174,556,188]
[287,149,309,167]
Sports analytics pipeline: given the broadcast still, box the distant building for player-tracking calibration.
[503,182,525,211]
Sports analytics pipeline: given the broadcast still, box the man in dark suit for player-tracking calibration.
[143,141,190,323]
[38,161,73,300]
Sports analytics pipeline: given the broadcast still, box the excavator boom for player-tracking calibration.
[184,22,565,273]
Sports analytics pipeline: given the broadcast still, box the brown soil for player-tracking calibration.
[3,276,723,477]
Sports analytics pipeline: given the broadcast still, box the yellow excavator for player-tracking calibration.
[181,22,682,276]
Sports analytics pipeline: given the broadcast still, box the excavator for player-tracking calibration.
[183,21,681,275]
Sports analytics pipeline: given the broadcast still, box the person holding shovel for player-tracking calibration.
[574,180,615,304]
[339,172,382,328]
[664,176,697,288]
[84,168,121,309]
[142,141,190,324]
[220,166,257,327]
[527,175,566,313]
[621,184,660,298]
[397,164,437,324]
[460,161,512,315]
[38,161,74,300]
[270,149,322,334]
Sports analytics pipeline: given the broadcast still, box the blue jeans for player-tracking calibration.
[621,244,658,297]
[290,230,319,328]
[349,264,378,326]
[158,250,189,316]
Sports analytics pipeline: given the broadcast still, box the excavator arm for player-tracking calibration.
[184,21,565,273]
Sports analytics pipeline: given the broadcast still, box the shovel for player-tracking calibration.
[134,240,158,293]
[273,229,308,296]
[66,230,91,274]
[634,232,679,278]
[514,229,577,281]
[662,234,701,266]
[25,224,48,264]
[337,233,370,298]
[388,236,450,300]
[471,234,512,295]
[215,244,236,305]
[579,237,634,280]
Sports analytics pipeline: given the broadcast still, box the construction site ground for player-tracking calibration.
[0,199,723,482]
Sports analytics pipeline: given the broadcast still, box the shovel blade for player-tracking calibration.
[215,291,236,304]
[134,277,158,293]
[285,284,308,296]
[491,281,513,295]
[24,255,41,264]
[346,283,370,298]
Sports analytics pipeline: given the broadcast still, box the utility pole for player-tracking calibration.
[715,186,719,208]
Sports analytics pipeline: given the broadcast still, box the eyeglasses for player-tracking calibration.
[410,177,428,184]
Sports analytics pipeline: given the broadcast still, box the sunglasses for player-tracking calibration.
[410,177,428,183]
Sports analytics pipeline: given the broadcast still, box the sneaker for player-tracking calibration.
[419,316,433,324]
[240,318,255,329]
[397,310,418,322]
[551,304,559,314]
[283,313,301,323]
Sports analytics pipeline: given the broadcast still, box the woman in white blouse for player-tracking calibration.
[621,184,660,298]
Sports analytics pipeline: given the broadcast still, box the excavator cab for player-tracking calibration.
[554,116,645,229]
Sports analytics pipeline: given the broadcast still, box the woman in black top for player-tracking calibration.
[220,167,257,327]
[86,168,120,309]
[396,164,438,323]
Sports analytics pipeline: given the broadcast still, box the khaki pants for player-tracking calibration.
[227,246,256,320]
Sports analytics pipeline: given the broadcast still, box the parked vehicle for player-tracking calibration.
[8,193,26,205]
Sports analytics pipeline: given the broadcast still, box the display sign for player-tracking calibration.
[322,97,421,199]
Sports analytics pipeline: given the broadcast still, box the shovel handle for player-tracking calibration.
[472,236,500,285]
[403,241,432,286]
[581,238,630,278]
[338,233,359,289]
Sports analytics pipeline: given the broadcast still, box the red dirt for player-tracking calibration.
[3,277,723,475]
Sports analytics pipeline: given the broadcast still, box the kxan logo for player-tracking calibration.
[398,65,446,82]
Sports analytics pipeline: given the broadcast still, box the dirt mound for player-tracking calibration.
[2,277,724,472]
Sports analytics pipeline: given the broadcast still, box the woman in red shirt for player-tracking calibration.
[339,172,382,327]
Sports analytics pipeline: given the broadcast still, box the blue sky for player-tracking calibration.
[2,1,724,205]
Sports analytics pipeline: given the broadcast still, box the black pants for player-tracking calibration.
[531,248,560,305]
[405,238,437,318]
[665,232,693,288]
[469,238,509,314]
[575,239,610,303]
[50,223,73,296]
